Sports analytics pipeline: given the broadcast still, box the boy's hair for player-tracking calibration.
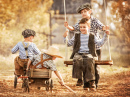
[77,3,92,13]
[22,29,36,38]
[79,18,89,24]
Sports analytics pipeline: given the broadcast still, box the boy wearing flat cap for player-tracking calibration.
[26,46,65,85]
[64,3,109,88]
[12,29,41,76]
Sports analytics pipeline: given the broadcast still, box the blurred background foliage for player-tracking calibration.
[0,0,53,55]
[110,0,130,45]
[0,0,129,58]
[92,0,130,54]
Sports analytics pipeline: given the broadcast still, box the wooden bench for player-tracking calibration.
[64,60,113,66]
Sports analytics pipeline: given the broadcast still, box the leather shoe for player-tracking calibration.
[76,82,83,86]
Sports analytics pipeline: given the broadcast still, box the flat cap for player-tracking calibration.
[77,3,92,13]
[22,29,36,38]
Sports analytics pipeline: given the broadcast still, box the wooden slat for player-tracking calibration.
[33,69,49,72]
[31,75,50,78]
[64,60,113,65]
[33,72,49,75]
[30,69,33,77]
[49,70,52,78]
[29,69,52,78]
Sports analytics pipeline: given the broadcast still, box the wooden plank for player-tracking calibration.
[30,69,33,77]
[29,68,52,78]
[31,75,50,78]
[33,69,49,72]
[64,60,113,65]
[48,70,52,78]
[33,72,49,75]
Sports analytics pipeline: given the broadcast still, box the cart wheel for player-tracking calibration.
[14,75,17,88]
[45,80,49,91]
[49,79,53,92]
[22,78,29,92]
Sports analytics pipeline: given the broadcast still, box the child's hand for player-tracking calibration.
[105,30,110,35]
[64,22,69,27]
[26,67,29,71]
[103,25,109,31]
[63,30,69,37]
[64,22,74,31]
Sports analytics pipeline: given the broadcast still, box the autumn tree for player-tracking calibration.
[111,0,130,47]
[0,0,53,55]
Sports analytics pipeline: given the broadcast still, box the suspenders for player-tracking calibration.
[32,54,52,69]
[22,42,52,69]
[22,42,30,58]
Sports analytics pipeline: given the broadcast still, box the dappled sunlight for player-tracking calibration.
[0,44,129,97]
[0,0,130,96]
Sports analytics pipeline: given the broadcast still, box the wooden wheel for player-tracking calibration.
[14,75,17,88]
[22,78,29,92]
[45,80,49,91]
[49,79,53,92]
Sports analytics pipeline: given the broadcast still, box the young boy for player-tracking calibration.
[64,3,109,88]
[63,18,110,91]
[12,29,41,76]
[26,46,65,85]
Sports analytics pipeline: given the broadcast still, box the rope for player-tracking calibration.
[64,0,66,22]
[22,42,29,58]
[64,0,68,60]
[103,0,112,60]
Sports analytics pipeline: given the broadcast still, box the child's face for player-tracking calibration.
[29,36,34,42]
[79,23,89,34]
[80,9,91,19]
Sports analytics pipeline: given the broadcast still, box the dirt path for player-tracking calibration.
[0,67,130,97]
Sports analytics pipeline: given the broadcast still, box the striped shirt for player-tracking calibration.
[72,16,104,49]
[30,53,57,71]
[65,32,108,53]
[12,42,41,59]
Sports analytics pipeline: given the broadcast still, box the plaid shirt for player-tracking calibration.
[73,16,104,49]
[30,53,57,71]
[12,42,41,59]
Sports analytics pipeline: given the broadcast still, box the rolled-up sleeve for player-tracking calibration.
[64,36,75,47]
[12,43,19,54]
[32,44,41,55]
[95,33,108,47]
[29,55,34,61]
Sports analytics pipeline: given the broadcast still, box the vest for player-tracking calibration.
[70,33,97,59]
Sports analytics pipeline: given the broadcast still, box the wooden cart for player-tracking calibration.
[14,66,53,92]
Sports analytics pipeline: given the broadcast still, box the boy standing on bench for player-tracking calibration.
[12,29,41,76]
[64,3,109,88]
[63,18,109,91]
